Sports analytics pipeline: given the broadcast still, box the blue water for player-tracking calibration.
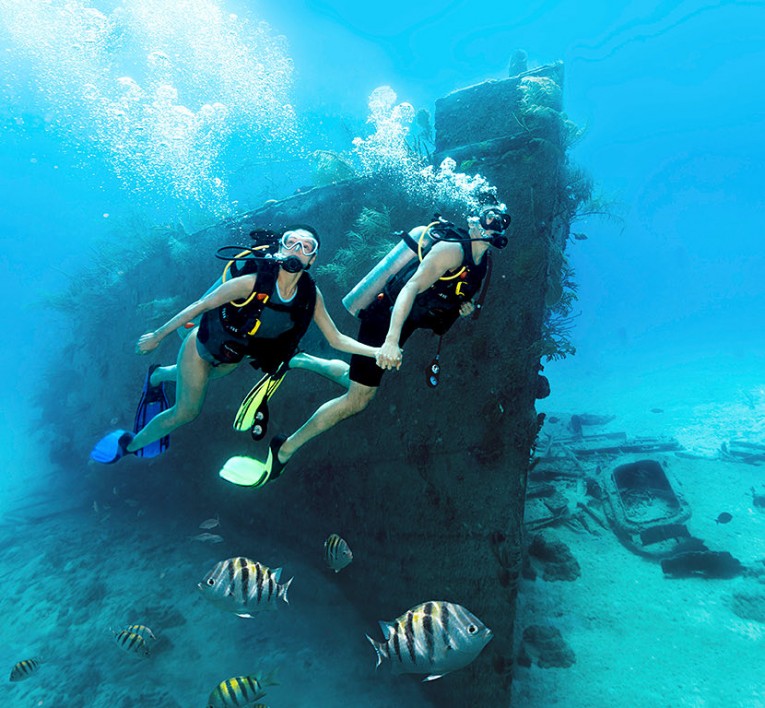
[2,1,764,705]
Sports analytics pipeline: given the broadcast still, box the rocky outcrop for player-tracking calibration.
[517,624,576,669]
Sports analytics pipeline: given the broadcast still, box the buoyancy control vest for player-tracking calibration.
[378,239,489,336]
[198,258,317,372]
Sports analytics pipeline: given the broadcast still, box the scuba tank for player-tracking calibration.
[342,224,438,317]
[341,212,509,318]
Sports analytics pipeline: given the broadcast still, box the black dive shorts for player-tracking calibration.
[349,301,416,388]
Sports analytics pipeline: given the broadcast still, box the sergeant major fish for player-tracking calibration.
[366,601,493,681]
[122,624,156,641]
[113,630,151,658]
[198,557,292,618]
[324,533,353,573]
[9,657,42,682]
[207,671,278,707]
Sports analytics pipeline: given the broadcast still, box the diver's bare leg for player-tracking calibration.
[278,381,376,463]
[127,329,237,451]
[288,352,350,389]
[150,365,177,385]
[149,357,236,387]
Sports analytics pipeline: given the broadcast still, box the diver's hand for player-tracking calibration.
[377,340,403,370]
[459,301,476,317]
[136,331,161,355]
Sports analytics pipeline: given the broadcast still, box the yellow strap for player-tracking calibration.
[222,246,271,306]
[417,222,466,282]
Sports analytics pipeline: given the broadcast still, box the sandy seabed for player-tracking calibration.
[0,490,426,707]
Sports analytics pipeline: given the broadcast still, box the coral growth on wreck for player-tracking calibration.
[316,206,397,290]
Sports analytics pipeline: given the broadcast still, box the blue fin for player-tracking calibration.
[90,430,134,464]
[133,364,170,458]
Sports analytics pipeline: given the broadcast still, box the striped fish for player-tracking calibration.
[206,672,277,708]
[9,657,42,682]
[366,601,493,682]
[198,557,292,618]
[113,630,151,658]
[122,624,156,641]
[323,534,353,573]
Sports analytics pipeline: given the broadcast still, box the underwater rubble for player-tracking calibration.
[517,408,765,682]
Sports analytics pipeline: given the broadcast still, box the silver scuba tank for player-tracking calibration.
[342,225,435,317]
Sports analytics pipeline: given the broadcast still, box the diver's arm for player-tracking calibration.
[377,243,463,368]
[136,276,256,353]
[312,288,379,359]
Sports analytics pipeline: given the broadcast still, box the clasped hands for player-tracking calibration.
[376,340,403,370]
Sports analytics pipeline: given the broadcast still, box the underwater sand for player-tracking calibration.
[0,479,425,707]
[512,347,765,707]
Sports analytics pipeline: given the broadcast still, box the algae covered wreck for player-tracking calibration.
[48,59,588,705]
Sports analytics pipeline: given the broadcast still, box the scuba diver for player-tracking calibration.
[229,203,512,488]
[90,226,382,464]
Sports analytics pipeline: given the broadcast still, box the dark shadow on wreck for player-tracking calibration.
[42,58,588,706]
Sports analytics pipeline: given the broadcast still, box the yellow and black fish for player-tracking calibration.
[113,630,151,658]
[206,672,278,707]
[9,657,42,682]
[198,557,292,618]
[323,533,353,573]
[366,601,493,681]
[122,624,156,641]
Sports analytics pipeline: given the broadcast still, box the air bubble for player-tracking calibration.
[154,84,178,103]
[82,83,99,101]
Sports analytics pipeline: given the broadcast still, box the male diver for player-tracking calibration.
[90,227,381,464]
[235,204,512,487]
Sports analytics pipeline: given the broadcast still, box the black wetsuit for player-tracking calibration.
[349,241,489,387]
[197,264,316,374]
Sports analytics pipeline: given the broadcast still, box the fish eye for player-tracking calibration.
[467,624,477,634]
[206,578,215,586]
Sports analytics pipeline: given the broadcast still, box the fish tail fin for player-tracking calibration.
[366,634,388,670]
[259,667,280,688]
[279,577,293,604]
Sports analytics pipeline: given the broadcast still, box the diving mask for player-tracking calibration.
[280,232,319,257]
[479,207,512,234]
